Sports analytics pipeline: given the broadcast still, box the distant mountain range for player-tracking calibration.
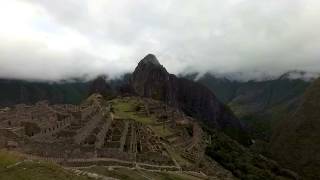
[0,74,129,107]
[0,79,89,106]
[181,71,313,140]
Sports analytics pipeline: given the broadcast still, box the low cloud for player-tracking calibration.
[0,0,320,81]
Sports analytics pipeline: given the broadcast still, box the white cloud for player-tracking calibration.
[0,0,320,81]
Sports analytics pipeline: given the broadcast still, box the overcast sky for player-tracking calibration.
[0,0,320,81]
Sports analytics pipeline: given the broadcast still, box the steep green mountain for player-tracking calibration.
[184,73,311,140]
[270,78,320,179]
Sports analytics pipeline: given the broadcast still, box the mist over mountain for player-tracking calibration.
[1,1,320,81]
[180,70,320,83]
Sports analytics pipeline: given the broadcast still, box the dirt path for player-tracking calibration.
[23,153,180,171]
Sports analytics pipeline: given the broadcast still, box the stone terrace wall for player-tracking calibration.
[95,116,112,148]
[74,111,103,144]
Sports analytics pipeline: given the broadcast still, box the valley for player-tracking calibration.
[184,72,312,141]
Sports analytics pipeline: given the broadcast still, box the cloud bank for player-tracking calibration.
[0,0,320,81]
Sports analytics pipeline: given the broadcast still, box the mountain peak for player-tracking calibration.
[139,54,161,66]
[131,55,249,144]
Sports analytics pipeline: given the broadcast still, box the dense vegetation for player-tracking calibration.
[204,127,298,180]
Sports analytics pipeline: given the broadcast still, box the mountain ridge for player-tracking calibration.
[182,70,320,83]
[181,72,311,141]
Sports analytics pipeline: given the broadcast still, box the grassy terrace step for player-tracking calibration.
[149,125,174,137]
[0,150,92,180]
[111,98,156,125]
[111,98,178,140]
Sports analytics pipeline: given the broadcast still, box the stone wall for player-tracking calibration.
[95,116,112,148]
[74,110,103,144]
[31,116,72,140]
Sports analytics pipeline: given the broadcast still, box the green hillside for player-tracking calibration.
[204,127,298,180]
[270,78,320,179]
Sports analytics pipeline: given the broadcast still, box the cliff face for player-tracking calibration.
[270,78,320,179]
[132,54,174,101]
[132,54,248,143]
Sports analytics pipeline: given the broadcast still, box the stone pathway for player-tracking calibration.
[68,168,119,180]
[5,160,25,169]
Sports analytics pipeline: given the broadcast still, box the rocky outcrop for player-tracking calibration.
[131,54,248,143]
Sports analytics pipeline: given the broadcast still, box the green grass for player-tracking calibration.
[150,124,174,137]
[0,150,23,169]
[111,98,155,124]
[0,150,91,180]
[111,98,181,138]
[86,166,204,180]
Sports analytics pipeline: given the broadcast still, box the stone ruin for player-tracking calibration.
[0,94,207,170]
